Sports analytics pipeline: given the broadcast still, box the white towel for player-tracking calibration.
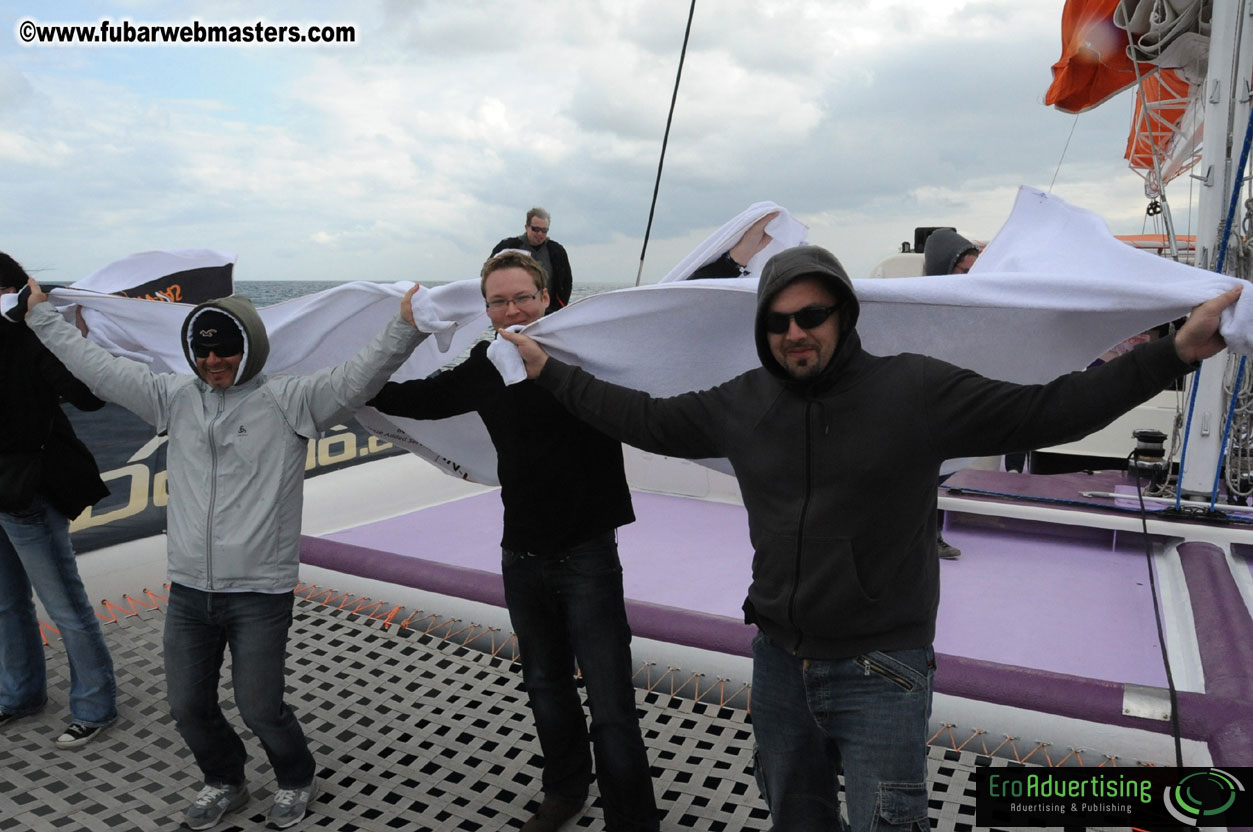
[486,325,527,385]
[659,201,809,283]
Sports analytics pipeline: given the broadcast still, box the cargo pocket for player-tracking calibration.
[752,745,770,807]
[872,781,928,832]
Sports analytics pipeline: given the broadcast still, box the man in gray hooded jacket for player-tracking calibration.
[499,246,1240,832]
[21,281,423,831]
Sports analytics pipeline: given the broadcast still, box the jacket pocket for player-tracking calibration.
[748,531,872,637]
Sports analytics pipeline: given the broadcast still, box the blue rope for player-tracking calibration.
[1175,99,1253,508]
[1215,100,1253,273]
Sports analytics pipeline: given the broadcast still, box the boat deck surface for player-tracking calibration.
[313,483,1179,687]
[1,592,1118,832]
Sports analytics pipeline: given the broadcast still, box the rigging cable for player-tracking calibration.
[1173,98,1253,508]
[1212,358,1249,507]
[1131,455,1184,768]
[1205,101,1253,509]
[634,0,697,287]
[1048,115,1080,193]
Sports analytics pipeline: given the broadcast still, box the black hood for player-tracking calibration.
[754,245,860,383]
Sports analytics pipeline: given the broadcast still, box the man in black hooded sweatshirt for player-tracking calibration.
[499,244,1240,832]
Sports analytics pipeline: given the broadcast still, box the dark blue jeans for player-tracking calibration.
[0,497,117,726]
[502,533,658,832]
[163,583,315,789]
[751,632,933,832]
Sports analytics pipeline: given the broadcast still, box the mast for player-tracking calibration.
[1177,0,1253,498]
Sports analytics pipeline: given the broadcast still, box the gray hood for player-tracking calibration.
[923,228,978,276]
[755,245,859,381]
[180,295,270,386]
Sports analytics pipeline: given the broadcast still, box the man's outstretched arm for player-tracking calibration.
[280,284,429,434]
[24,278,173,427]
[497,327,726,460]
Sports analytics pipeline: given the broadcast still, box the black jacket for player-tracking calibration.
[536,296,1193,659]
[369,341,633,554]
[0,322,109,518]
[491,236,572,315]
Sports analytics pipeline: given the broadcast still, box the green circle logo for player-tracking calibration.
[1164,769,1245,825]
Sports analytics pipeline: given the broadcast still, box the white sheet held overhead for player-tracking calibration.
[659,202,808,282]
[491,186,1250,442]
[47,186,1252,487]
[47,278,499,482]
[73,249,236,304]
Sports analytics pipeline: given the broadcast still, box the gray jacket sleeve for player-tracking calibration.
[26,302,176,430]
[535,358,726,460]
[268,315,427,437]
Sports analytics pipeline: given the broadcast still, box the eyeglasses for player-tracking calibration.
[191,344,242,359]
[486,291,543,311]
[528,225,549,234]
[764,305,838,335]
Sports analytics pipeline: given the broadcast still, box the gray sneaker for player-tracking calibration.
[183,783,249,830]
[268,779,318,829]
[937,536,962,559]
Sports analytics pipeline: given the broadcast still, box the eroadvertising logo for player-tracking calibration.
[975,766,1251,829]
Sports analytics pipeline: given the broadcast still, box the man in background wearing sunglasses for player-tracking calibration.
[368,250,658,832]
[499,244,1240,832]
[492,206,573,315]
[20,282,424,831]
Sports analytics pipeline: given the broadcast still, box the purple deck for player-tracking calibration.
[312,485,1169,686]
[321,490,756,620]
[303,470,1253,765]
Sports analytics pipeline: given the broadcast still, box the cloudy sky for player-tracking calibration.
[1,1,1171,285]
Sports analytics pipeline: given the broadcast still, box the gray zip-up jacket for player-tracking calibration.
[27,297,424,592]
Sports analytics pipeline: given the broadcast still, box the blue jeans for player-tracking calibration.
[751,632,933,832]
[0,496,117,726]
[502,533,658,832]
[164,583,315,789]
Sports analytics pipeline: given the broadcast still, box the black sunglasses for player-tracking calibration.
[191,344,242,359]
[764,304,838,335]
[528,225,549,234]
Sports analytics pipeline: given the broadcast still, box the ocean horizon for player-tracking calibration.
[234,279,635,308]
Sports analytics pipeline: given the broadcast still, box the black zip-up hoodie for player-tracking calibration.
[537,246,1194,658]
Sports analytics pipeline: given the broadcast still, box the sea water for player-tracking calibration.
[234,280,632,307]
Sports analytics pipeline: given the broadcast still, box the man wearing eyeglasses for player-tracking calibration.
[20,281,425,831]
[499,245,1241,832]
[368,251,658,832]
[492,206,573,315]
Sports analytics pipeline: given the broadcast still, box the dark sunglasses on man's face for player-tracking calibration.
[764,304,839,335]
[191,344,241,359]
[528,225,549,234]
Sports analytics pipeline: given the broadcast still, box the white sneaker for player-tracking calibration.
[183,782,249,830]
[268,779,318,829]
